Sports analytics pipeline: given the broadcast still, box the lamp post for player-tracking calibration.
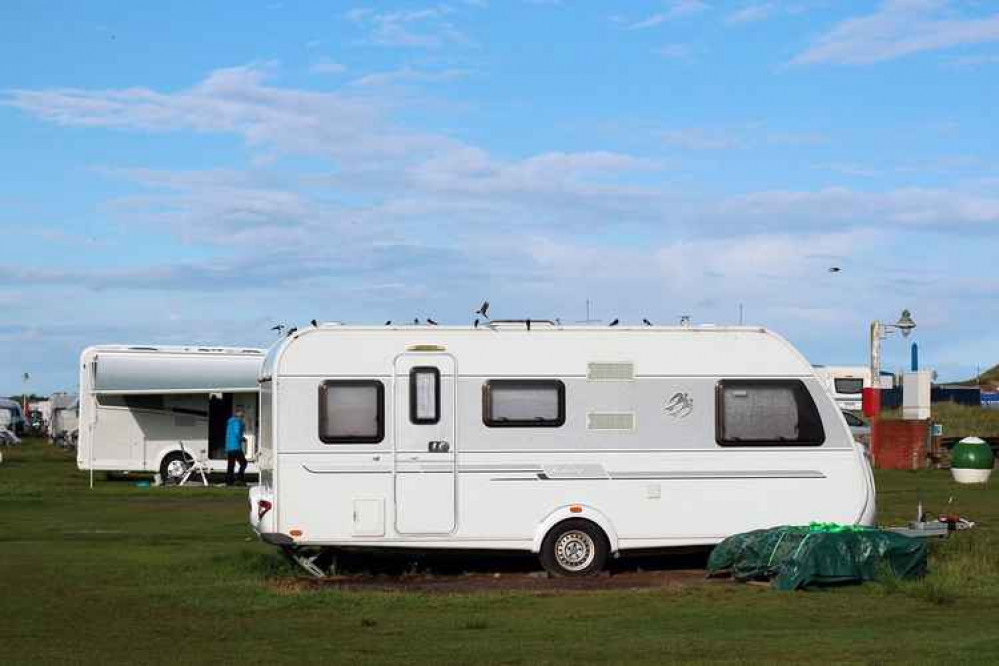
[867,310,916,463]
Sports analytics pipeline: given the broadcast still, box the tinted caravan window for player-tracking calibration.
[716,380,824,446]
[834,378,864,395]
[409,367,441,425]
[319,380,384,444]
[482,379,565,427]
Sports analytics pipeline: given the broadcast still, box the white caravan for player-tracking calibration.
[0,398,25,436]
[78,346,264,482]
[250,323,876,577]
[49,392,79,447]
[813,366,871,412]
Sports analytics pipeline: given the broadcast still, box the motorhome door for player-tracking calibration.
[393,353,456,535]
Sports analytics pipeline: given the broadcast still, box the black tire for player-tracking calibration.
[539,519,609,577]
[159,451,192,485]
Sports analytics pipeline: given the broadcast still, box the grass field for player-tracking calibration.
[2,438,998,665]
[883,402,999,439]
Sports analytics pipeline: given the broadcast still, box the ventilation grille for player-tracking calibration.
[587,362,635,381]
[587,412,636,431]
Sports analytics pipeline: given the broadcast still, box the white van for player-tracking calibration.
[251,324,876,576]
[78,346,264,482]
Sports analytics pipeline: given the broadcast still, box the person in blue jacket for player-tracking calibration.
[225,408,248,486]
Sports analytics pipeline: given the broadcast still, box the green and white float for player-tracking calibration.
[951,437,995,484]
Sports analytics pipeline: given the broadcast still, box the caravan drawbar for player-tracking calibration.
[250,323,876,576]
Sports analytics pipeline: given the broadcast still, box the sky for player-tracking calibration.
[2,0,998,395]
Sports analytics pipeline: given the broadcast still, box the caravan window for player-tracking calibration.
[716,380,824,446]
[834,378,864,395]
[318,380,384,444]
[409,367,440,425]
[482,379,565,428]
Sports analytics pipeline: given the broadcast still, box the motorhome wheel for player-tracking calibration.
[540,519,608,577]
[159,452,192,485]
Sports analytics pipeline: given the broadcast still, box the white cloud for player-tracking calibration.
[626,1,709,30]
[660,128,743,150]
[349,66,471,87]
[725,3,774,25]
[345,5,472,49]
[792,0,999,65]
[653,44,694,61]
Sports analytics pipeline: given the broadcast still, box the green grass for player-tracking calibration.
[883,402,999,439]
[3,438,999,665]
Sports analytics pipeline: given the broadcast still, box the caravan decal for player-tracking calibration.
[664,392,694,419]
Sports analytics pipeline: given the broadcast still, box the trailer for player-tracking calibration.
[813,365,871,412]
[78,345,265,482]
[49,392,79,447]
[0,398,26,437]
[250,323,876,577]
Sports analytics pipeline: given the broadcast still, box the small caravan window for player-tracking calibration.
[318,380,385,444]
[716,380,824,446]
[409,367,440,425]
[834,378,864,395]
[482,379,565,428]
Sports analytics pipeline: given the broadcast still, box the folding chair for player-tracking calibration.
[178,441,210,487]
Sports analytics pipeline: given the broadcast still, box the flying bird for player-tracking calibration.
[427,318,438,326]
[385,320,392,326]
[475,301,490,319]
[609,319,619,327]
[270,324,285,334]
[828,267,841,273]
[643,318,653,326]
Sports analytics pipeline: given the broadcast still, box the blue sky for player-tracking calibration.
[2,0,999,394]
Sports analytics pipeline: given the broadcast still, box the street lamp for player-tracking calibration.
[865,309,917,418]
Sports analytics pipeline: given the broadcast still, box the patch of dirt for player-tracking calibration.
[266,550,720,594]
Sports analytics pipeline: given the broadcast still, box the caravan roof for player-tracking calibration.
[82,345,265,395]
[263,324,813,379]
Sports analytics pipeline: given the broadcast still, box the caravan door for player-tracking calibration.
[393,353,457,535]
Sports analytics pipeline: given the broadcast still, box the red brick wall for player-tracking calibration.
[871,419,930,470]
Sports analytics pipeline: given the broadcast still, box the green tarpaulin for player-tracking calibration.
[707,523,927,591]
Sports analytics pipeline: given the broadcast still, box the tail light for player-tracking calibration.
[257,499,272,520]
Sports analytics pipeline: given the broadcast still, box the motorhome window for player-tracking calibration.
[834,378,864,395]
[409,367,440,425]
[318,380,385,444]
[716,380,824,446]
[482,380,565,428]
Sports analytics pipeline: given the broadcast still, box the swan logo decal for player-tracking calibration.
[664,392,693,419]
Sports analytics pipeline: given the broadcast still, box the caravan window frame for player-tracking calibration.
[317,379,385,445]
[409,366,441,425]
[481,379,566,428]
[715,379,825,447]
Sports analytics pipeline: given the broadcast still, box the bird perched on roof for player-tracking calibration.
[310,319,318,327]
[427,318,438,326]
[286,327,298,336]
[643,318,652,326]
[413,318,420,325]
[271,324,284,333]
[385,320,392,326]
[609,319,619,327]
[474,319,479,328]
[475,301,490,319]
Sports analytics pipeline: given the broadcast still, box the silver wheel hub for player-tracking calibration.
[555,530,596,572]
[165,459,187,480]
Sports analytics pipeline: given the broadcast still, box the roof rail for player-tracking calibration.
[487,319,558,331]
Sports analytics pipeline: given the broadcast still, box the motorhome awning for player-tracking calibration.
[92,351,264,394]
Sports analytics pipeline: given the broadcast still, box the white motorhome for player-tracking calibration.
[813,366,871,412]
[78,346,264,482]
[250,323,876,577]
[0,398,26,436]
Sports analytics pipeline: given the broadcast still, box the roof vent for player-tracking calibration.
[587,362,634,381]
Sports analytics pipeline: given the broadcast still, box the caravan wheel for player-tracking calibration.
[159,452,192,485]
[540,519,609,577]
